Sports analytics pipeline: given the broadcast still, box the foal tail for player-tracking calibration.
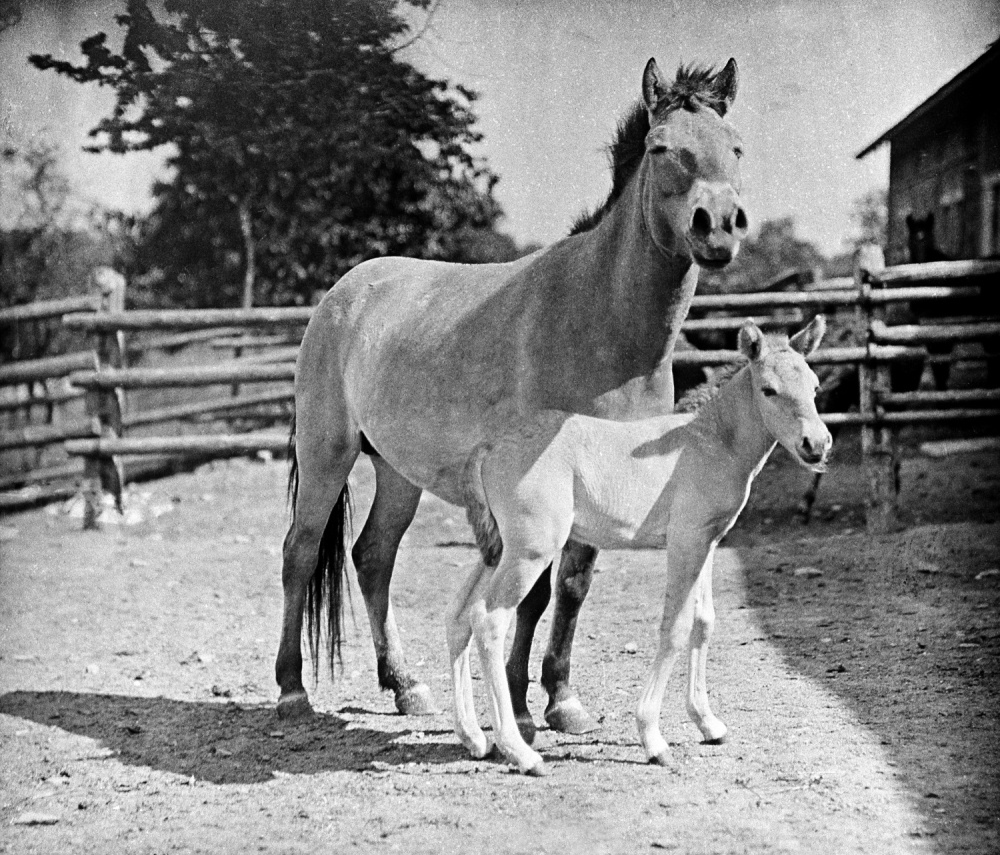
[463,445,502,568]
[286,413,352,681]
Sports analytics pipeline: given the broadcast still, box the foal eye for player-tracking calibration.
[761,386,777,398]
[733,146,743,159]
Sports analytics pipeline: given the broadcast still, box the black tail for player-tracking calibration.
[286,413,353,683]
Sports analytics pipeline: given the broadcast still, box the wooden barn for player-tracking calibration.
[857,40,1000,265]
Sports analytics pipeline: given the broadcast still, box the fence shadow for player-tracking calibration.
[0,690,466,785]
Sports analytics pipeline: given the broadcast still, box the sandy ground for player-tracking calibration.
[1,429,998,854]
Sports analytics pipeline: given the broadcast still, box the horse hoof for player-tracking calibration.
[395,683,438,716]
[544,698,600,734]
[703,733,728,746]
[515,712,538,745]
[276,691,314,720]
[524,760,548,777]
[648,750,671,767]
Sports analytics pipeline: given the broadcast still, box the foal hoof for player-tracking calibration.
[702,733,728,746]
[394,683,438,716]
[515,712,538,746]
[524,760,548,778]
[276,691,314,721]
[648,750,672,767]
[544,698,599,735]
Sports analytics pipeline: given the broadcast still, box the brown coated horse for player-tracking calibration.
[277,58,748,732]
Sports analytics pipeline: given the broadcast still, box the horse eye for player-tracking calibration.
[734,146,743,159]
[761,386,777,398]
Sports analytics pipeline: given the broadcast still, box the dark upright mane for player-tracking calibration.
[675,360,746,413]
[570,63,730,236]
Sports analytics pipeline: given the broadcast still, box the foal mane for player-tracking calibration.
[674,334,795,414]
[570,63,731,236]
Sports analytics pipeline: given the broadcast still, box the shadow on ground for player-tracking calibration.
[0,690,466,785]
[737,520,1000,853]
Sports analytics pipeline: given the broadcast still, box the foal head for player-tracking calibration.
[641,59,748,268]
[738,316,833,472]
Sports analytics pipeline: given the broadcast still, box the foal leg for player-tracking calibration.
[686,549,727,743]
[351,456,436,715]
[473,554,553,775]
[506,566,551,743]
[276,434,359,719]
[636,538,708,765]
[447,559,494,758]
[541,540,600,734]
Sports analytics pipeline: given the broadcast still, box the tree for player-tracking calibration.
[30,0,506,308]
[0,132,134,360]
[844,188,888,251]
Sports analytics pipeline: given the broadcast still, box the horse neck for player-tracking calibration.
[696,367,776,476]
[576,160,698,355]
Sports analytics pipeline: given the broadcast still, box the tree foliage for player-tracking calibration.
[30,0,508,307]
[0,132,133,360]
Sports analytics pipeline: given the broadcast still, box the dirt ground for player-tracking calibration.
[1,427,998,854]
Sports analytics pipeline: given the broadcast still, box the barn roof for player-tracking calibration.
[856,39,1000,160]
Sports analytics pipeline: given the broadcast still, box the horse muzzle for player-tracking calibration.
[686,186,748,269]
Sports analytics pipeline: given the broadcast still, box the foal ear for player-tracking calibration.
[738,320,765,361]
[642,58,669,113]
[713,58,739,116]
[790,314,826,356]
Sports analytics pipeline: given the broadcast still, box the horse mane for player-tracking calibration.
[570,63,729,236]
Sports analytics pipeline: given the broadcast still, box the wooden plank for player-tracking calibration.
[874,259,1000,284]
[69,362,295,389]
[0,387,85,413]
[126,328,242,354]
[0,295,98,324]
[681,314,802,332]
[65,432,290,457]
[690,289,857,311]
[0,351,98,386]
[881,388,1000,407]
[62,307,313,332]
[870,320,1000,343]
[919,436,1000,457]
[0,462,84,490]
[0,419,100,451]
[124,389,294,428]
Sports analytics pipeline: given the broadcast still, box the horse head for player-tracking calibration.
[640,58,748,269]
[739,315,832,472]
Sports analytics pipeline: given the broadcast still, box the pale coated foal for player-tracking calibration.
[449,317,833,775]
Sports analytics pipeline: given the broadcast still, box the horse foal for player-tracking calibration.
[448,317,832,775]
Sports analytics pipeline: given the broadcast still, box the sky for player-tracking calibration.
[2,0,999,257]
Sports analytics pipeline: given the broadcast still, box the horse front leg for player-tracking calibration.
[540,540,600,734]
[351,456,437,715]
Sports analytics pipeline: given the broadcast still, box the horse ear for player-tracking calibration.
[642,58,669,113]
[713,58,739,116]
[738,320,765,361]
[906,213,914,228]
[790,314,826,356]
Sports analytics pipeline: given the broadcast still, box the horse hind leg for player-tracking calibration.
[276,432,360,719]
[539,540,601,734]
[351,454,437,715]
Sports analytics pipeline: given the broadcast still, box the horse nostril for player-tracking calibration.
[691,207,713,237]
[733,207,748,233]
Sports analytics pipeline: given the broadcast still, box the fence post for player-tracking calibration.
[856,244,899,532]
[81,268,126,529]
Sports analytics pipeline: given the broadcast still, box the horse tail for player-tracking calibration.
[463,444,502,568]
[286,411,353,681]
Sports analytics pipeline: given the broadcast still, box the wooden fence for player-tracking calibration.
[2,250,998,530]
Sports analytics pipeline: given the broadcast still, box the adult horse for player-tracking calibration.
[277,58,749,731]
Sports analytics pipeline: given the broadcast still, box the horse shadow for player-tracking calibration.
[0,690,465,785]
